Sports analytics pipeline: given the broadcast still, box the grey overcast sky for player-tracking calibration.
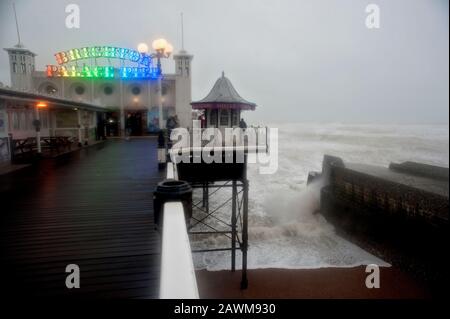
[0,0,448,124]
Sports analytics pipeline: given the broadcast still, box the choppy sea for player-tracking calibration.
[191,123,449,270]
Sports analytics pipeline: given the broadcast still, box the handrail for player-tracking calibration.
[159,162,198,299]
[160,202,199,299]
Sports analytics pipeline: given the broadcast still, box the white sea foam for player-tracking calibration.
[191,123,449,271]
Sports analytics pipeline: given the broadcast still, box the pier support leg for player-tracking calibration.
[205,183,209,214]
[231,180,237,272]
[202,183,206,208]
[240,179,249,290]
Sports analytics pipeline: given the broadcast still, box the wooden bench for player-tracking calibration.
[11,138,37,162]
[12,136,75,162]
[41,136,74,153]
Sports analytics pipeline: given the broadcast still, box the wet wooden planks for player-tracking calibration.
[0,139,163,298]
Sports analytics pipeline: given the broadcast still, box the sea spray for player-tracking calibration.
[249,178,335,241]
[263,178,323,223]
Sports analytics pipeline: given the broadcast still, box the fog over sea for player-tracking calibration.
[192,123,449,270]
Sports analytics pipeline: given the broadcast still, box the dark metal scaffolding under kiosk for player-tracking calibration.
[176,152,249,289]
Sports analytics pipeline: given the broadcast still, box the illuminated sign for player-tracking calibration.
[47,65,115,78]
[47,46,159,79]
[54,46,151,66]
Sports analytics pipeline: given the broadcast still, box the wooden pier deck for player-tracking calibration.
[0,139,163,298]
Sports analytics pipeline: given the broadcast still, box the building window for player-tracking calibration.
[46,85,57,95]
[26,111,32,130]
[12,63,17,73]
[209,109,218,127]
[163,107,176,121]
[162,85,168,96]
[20,112,26,130]
[56,110,78,128]
[220,110,229,126]
[7,113,12,131]
[0,111,5,133]
[131,86,141,95]
[21,63,26,73]
[41,111,48,129]
[12,112,19,130]
[231,110,239,126]
[104,86,113,95]
[75,85,85,95]
[31,110,36,130]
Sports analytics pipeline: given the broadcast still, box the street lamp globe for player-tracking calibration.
[152,38,168,53]
[137,43,149,54]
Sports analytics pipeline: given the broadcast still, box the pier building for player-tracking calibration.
[2,42,193,137]
[1,41,193,165]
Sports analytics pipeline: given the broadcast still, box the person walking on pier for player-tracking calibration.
[239,118,247,130]
[166,114,180,148]
[125,114,132,141]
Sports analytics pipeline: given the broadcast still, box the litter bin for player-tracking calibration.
[153,179,192,228]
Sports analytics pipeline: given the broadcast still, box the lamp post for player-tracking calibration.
[151,39,173,130]
[35,101,47,154]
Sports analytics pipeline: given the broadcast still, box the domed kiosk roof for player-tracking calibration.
[191,72,256,110]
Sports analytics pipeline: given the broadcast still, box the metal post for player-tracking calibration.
[35,107,42,154]
[241,178,249,289]
[202,183,206,208]
[158,76,163,130]
[90,78,94,102]
[120,78,125,137]
[77,109,83,147]
[231,180,237,272]
[147,79,151,134]
[157,58,164,130]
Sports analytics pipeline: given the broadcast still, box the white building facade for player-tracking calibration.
[3,45,194,137]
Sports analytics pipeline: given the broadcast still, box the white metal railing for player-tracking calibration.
[159,162,198,299]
